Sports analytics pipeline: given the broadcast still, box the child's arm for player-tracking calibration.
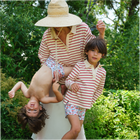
[71,83,80,93]
[92,72,106,102]
[8,81,29,98]
[65,63,80,91]
[40,81,63,104]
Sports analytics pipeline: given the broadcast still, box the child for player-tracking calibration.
[8,58,72,134]
[62,37,107,139]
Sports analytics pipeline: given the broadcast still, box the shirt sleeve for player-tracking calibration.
[65,63,80,90]
[85,23,96,44]
[81,22,96,59]
[92,71,106,103]
[38,31,50,65]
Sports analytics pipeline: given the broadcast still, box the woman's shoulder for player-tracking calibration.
[43,28,51,36]
[42,28,52,39]
[76,22,90,30]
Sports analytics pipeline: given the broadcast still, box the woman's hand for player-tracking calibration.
[96,20,106,39]
[53,71,63,83]
[71,83,80,93]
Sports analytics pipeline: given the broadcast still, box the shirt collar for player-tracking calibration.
[84,59,103,69]
[51,26,76,39]
[84,59,104,80]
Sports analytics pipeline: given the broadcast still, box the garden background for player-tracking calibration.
[1,0,139,139]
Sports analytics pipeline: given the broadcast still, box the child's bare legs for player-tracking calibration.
[62,115,83,139]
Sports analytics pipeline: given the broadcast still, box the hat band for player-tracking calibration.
[47,7,69,16]
[48,15,69,17]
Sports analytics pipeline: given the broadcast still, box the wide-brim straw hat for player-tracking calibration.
[35,0,82,27]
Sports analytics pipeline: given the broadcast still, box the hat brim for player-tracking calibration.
[35,13,82,27]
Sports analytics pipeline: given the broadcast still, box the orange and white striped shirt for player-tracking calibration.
[38,22,96,83]
[63,60,106,109]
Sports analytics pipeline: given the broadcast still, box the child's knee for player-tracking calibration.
[71,126,81,136]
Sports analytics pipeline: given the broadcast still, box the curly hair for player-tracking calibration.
[17,105,49,134]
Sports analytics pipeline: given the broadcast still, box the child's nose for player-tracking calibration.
[94,51,98,55]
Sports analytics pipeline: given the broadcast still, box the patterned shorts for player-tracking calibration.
[64,102,86,120]
[45,57,65,78]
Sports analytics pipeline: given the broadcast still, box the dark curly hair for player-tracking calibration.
[84,37,107,59]
[17,105,49,133]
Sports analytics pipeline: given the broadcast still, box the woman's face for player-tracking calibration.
[54,27,62,32]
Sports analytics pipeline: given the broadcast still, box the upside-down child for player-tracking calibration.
[61,37,107,139]
[8,58,73,133]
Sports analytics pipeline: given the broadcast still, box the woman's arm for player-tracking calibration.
[38,31,50,65]
[96,20,106,39]
[63,67,73,77]
[8,81,29,98]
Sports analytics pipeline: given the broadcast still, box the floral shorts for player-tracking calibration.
[45,57,65,78]
[64,102,86,120]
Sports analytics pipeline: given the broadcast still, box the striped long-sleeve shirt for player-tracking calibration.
[63,60,106,109]
[38,22,95,83]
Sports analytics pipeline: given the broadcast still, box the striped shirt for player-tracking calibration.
[38,22,96,83]
[63,60,106,109]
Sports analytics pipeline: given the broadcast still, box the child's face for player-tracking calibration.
[86,48,103,66]
[25,100,42,117]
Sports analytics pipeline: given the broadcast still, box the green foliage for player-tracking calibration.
[102,15,139,90]
[1,1,46,81]
[84,89,140,139]
[1,70,32,139]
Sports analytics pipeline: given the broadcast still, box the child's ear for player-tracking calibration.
[102,54,104,57]
[40,105,42,110]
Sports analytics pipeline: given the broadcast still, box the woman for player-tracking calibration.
[32,0,105,139]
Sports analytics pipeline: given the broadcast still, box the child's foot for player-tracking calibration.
[61,84,67,95]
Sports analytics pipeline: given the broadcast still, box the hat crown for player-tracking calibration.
[48,0,69,17]
[35,0,82,27]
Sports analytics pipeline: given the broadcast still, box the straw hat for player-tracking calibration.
[35,0,82,27]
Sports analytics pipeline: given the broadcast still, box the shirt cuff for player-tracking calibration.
[65,80,75,90]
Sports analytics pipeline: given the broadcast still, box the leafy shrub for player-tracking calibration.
[1,1,46,82]
[1,71,32,139]
[102,15,139,90]
[84,89,140,139]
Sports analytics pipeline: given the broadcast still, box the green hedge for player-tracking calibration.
[1,71,32,139]
[84,89,140,139]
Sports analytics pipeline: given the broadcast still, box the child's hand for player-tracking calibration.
[52,81,60,92]
[8,90,15,98]
[71,83,80,93]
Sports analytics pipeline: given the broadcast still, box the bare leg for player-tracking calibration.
[62,115,83,139]
[61,67,73,95]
